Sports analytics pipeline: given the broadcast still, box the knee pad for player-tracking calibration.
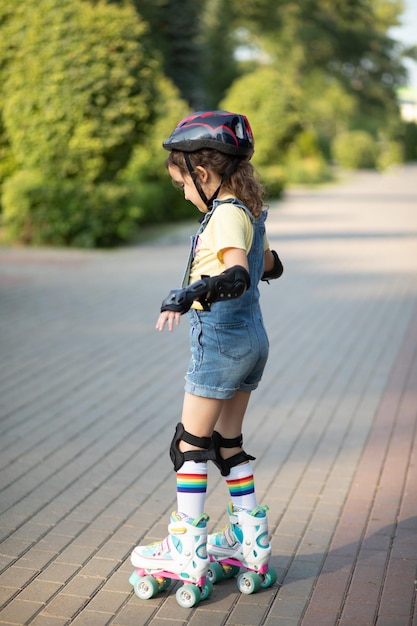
[170,422,216,471]
[211,430,256,476]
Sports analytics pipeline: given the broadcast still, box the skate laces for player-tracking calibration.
[250,505,268,518]
[209,503,269,548]
[138,512,208,558]
[209,523,239,548]
[139,536,172,558]
[229,503,269,518]
[171,512,209,529]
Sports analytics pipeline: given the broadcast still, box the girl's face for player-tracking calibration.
[168,164,221,213]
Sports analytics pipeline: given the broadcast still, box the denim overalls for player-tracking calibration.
[183,198,269,400]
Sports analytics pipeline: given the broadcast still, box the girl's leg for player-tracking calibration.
[131,393,223,579]
[207,391,272,575]
[215,392,257,510]
[180,392,224,443]
[176,392,223,518]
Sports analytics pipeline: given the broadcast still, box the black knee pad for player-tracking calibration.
[170,422,216,471]
[211,430,256,476]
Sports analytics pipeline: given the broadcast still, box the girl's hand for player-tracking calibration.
[156,310,181,332]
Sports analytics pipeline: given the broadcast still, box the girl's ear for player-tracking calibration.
[194,165,209,183]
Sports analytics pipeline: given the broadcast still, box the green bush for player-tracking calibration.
[331,130,378,169]
[403,122,417,161]
[221,66,302,197]
[284,129,332,184]
[1,170,140,247]
[0,0,192,246]
[1,0,158,184]
[121,75,191,224]
[377,140,403,170]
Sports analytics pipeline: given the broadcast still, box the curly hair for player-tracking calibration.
[166,149,266,218]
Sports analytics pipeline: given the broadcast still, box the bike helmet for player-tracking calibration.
[163,110,254,158]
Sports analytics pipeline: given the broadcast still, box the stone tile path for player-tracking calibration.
[1,165,416,625]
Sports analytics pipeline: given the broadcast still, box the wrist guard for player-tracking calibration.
[160,265,251,314]
[160,279,210,314]
[261,249,283,281]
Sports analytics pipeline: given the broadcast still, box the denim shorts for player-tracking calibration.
[184,307,269,399]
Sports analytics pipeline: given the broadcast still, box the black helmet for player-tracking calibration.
[163,110,254,158]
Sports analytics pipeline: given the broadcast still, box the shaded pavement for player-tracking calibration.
[1,165,416,625]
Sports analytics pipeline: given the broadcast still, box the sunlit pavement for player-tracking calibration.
[1,165,416,625]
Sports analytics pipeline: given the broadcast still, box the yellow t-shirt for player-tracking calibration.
[189,201,268,309]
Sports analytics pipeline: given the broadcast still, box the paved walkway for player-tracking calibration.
[0,165,416,626]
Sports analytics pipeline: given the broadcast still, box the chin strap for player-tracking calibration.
[184,153,241,209]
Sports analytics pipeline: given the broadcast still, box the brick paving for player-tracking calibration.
[0,164,416,625]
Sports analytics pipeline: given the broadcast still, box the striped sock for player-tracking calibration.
[176,461,208,519]
[226,461,257,510]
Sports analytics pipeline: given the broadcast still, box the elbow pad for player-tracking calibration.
[261,250,283,281]
[160,265,250,314]
[204,265,250,303]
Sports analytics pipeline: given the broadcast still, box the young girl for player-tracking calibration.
[130,111,283,602]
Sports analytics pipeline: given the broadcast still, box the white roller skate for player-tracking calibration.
[207,502,277,594]
[129,512,213,608]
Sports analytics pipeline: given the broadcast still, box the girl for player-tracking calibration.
[130,111,282,600]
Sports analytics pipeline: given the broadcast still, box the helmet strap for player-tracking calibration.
[184,153,241,210]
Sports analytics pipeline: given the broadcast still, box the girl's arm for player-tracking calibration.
[264,248,276,273]
[156,248,249,333]
[222,247,249,271]
[263,248,284,281]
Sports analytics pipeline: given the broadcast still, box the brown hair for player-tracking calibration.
[166,149,266,218]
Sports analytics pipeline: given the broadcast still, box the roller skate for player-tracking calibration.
[207,502,277,594]
[129,512,213,608]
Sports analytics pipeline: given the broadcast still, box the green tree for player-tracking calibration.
[128,0,205,108]
[200,0,240,109]
[230,0,406,132]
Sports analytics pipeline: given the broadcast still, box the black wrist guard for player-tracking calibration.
[261,250,283,282]
[160,279,209,314]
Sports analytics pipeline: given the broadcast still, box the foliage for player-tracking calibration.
[403,122,417,161]
[229,0,406,158]
[0,0,413,248]
[284,129,333,184]
[331,130,378,169]
[1,170,139,247]
[220,66,300,195]
[130,0,206,108]
[1,0,158,184]
[376,139,403,170]
[0,0,189,246]
[300,71,357,158]
[120,75,192,224]
[200,0,240,109]
[221,65,301,193]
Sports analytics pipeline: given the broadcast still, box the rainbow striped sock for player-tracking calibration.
[226,462,257,510]
[177,472,208,494]
[176,461,207,519]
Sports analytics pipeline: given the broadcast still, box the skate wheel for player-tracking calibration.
[129,571,140,586]
[134,575,159,600]
[260,566,277,589]
[222,564,240,579]
[176,584,201,608]
[237,571,262,594]
[200,579,214,601]
[207,562,225,584]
